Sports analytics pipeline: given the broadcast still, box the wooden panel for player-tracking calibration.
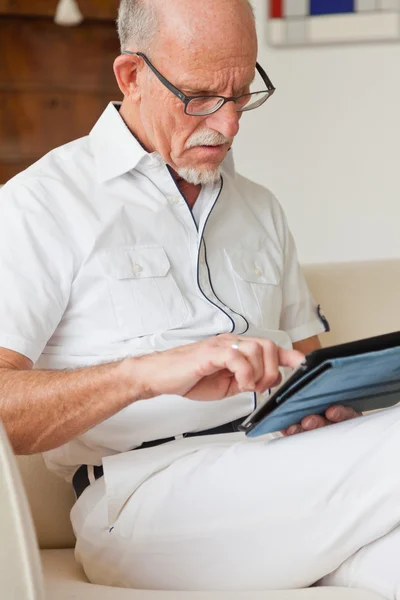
[0,18,120,92]
[0,10,122,182]
[0,90,118,161]
[0,0,118,20]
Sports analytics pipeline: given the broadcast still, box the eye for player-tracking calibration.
[185,91,214,97]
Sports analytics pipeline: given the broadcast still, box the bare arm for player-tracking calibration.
[0,348,145,455]
[0,337,304,455]
[293,335,321,355]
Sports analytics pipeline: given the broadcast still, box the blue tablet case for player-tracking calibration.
[245,345,400,438]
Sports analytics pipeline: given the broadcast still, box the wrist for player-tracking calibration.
[118,355,155,402]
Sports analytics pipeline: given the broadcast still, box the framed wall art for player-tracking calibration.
[268,1,400,46]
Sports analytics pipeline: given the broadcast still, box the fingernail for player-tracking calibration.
[331,409,340,420]
[306,418,317,429]
[241,383,255,392]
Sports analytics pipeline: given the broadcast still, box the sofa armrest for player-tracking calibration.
[0,422,45,600]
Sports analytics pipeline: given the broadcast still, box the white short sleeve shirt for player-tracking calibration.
[0,103,328,480]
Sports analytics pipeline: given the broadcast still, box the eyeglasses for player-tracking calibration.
[122,51,276,117]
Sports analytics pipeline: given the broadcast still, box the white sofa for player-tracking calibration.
[2,260,400,600]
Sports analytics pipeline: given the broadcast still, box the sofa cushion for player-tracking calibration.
[303,260,400,346]
[0,423,45,600]
[17,453,76,549]
[41,549,386,600]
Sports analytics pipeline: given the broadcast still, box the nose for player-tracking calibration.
[205,101,241,139]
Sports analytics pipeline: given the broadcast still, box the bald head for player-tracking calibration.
[117,0,256,58]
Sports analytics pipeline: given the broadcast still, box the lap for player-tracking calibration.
[319,525,400,600]
[73,405,400,591]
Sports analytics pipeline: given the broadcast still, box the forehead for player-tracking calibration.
[153,42,257,93]
[151,1,257,90]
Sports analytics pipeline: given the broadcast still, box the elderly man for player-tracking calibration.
[1,0,400,596]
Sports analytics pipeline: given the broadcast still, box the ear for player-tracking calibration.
[113,54,143,101]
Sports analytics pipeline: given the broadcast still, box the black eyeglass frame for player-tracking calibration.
[122,51,276,116]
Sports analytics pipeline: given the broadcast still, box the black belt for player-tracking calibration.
[72,418,245,499]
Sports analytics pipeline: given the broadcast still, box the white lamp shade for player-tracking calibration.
[54,0,84,26]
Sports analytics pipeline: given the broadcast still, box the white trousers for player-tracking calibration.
[71,405,400,597]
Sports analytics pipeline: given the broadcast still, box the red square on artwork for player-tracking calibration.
[269,0,282,18]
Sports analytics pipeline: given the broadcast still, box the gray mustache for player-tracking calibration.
[186,132,232,149]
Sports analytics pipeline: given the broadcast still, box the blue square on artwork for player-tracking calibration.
[310,0,354,15]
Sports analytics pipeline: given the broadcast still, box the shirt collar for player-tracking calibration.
[90,101,236,184]
[90,102,153,183]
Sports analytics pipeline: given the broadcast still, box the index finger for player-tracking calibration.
[277,347,305,370]
[239,337,305,371]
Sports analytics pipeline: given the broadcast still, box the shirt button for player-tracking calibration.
[254,267,263,278]
[169,196,181,205]
[132,263,143,275]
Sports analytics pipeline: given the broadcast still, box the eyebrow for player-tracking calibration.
[180,74,257,97]
[176,72,257,96]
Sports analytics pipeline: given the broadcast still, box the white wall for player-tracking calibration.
[235,0,400,264]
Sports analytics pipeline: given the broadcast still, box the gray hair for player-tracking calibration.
[117,0,255,53]
[117,0,159,53]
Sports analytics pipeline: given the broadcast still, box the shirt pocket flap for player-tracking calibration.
[100,246,171,280]
[226,247,280,285]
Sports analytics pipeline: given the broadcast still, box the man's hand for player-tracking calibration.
[282,405,362,437]
[132,334,305,401]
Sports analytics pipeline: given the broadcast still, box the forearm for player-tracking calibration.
[0,358,142,455]
[0,333,306,454]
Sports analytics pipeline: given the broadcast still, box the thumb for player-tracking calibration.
[278,347,305,370]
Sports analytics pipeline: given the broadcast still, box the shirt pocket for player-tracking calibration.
[225,247,283,331]
[99,246,188,337]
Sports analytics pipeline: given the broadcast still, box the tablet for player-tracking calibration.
[239,330,400,438]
